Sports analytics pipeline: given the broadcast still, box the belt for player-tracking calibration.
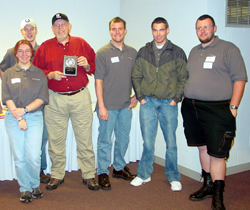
[54,87,85,96]
[185,97,230,104]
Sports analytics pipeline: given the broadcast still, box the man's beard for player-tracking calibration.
[199,34,214,44]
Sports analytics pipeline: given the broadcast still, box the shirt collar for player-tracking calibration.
[14,63,35,72]
[153,40,168,52]
[33,43,39,50]
[198,36,219,49]
[54,34,71,46]
[109,41,128,52]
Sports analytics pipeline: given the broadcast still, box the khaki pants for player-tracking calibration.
[45,88,96,179]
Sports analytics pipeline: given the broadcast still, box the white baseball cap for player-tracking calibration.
[20,18,36,29]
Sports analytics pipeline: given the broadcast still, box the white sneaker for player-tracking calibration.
[170,181,182,191]
[130,176,151,186]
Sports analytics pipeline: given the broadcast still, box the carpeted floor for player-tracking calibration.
[0,162,249,210]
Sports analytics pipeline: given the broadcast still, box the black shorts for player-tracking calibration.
[181,98,236,159]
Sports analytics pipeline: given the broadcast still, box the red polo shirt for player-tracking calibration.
[33,35,95,92]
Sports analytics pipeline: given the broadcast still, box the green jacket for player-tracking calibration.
[132,40,187,103]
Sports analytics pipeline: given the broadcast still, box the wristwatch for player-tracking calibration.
[229,104,238,110]
[24,106,29,114]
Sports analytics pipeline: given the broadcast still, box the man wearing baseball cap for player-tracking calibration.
[33,13,99,191]
[0,18,38,78]
[0,18,51,184]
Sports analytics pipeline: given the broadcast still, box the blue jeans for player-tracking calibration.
[97,106,132,175]
[41,107,48,171]
[137,96,181,182]
[5,110,43,192]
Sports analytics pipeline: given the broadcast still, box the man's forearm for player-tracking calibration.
[230,80,246,107]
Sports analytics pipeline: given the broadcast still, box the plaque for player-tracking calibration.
[63,55,78,76]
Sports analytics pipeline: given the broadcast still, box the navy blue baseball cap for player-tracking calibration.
[52,13,69,25]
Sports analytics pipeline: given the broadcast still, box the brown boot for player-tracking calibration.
[211,180,225,210]
[189,169,213,201]
[40,171,50,184]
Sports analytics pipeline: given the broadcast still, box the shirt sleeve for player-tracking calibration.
[36,72,49,105]
[0,50,14,72]
[94,50,107,80]
[1,71,11,105]
[226,45,248,83]
[33,44,51,76]
[82,40,96,76]
[132,53,145,101]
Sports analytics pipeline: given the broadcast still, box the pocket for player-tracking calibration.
[219,131,235,152]
[228,108,236,119]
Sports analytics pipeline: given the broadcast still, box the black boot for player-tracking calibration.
[211,180,225,210]
[189,169,213,201]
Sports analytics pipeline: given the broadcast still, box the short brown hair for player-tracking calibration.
[151,17,169,29]
[109,17,126,30]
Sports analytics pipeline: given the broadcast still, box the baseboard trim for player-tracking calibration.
[154,156,250,181]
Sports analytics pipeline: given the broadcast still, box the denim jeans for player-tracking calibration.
[97,106,132,175]
[41,107,48,171]
[137,96,181,182]
[5,110,43,192]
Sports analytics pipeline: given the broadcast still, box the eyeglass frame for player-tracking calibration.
[196,26,213,31]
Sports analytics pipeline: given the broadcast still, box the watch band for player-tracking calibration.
[24,107,29,114]
[229,104,238,110]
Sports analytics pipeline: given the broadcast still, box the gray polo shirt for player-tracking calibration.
[184,37,247,101]
[95,41,137,110]
[2,64,49,112]
[0,43,39,72]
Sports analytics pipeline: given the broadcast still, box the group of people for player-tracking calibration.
[0,12,247,210]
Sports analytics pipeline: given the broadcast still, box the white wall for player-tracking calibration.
[1,0,249,175]
[121,0,250,174]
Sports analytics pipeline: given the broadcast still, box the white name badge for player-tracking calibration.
[205,55,216,62]
[111,56,120,63]
[203,62,213,69]
[11,78,21,84]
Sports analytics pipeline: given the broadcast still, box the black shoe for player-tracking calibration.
[40,171,50,184]
[83,178,99,191]
[211,180,225,210]
[98,174,111,190]
[32,187,43,199]
[189,169,213,201]
[46,178,64,190]
[20,191,32,203]
[112,166,137,181]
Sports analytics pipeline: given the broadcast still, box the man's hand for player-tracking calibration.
[140,99,146,105]
[129,95,138,109]
[230,108,237,117]
[170,100,177,106]
[78,56,90,71]
[48,71,66,81]
[98,106,109,121]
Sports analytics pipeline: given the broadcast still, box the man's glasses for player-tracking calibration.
[53,22,68,28]
[196,26,213,31]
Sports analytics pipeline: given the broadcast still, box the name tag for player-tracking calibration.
[111,56,119,63]
[11,78,21,84]
[205,55,216,62]
[203,62,213,69]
